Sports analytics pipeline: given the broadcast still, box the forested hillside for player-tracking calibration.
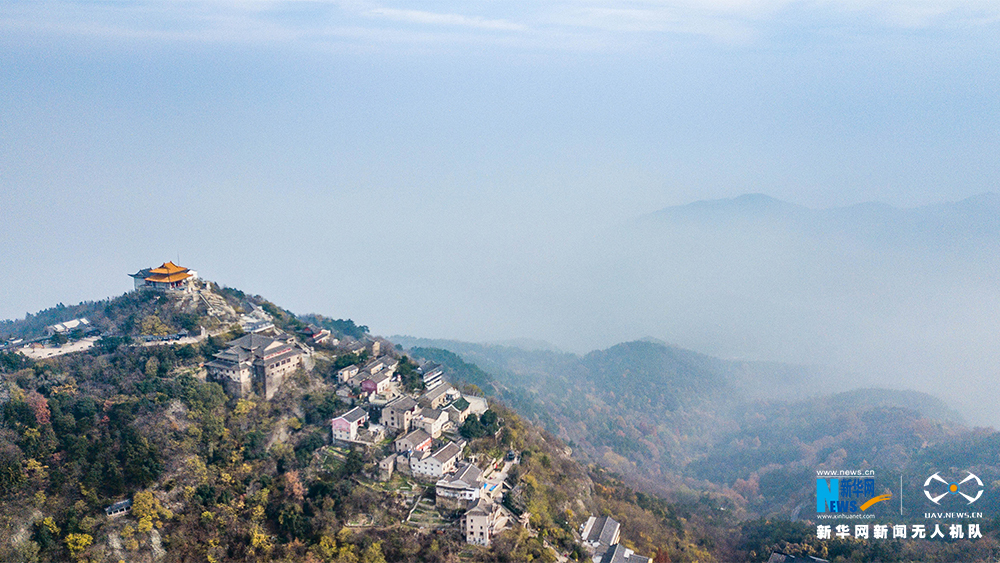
[392,337,1000,561]
[0,290,728,563]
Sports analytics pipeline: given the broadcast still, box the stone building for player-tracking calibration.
[206,333,302,399]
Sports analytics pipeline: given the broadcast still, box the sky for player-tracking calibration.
[2,1,1000,417]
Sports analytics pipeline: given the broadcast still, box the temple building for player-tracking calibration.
[129,261,197,291]
[205,333,302,399]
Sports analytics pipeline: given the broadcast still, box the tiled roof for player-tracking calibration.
[433,442,461,463]
[337,407,368,424]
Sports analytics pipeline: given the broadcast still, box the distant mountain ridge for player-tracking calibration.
[640,192,1000,250]
[389,336,990,523]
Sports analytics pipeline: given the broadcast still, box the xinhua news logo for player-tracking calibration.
[817,471,891,515]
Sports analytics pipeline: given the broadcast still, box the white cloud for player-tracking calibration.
[1,0,998,50]
[367,8,526,31]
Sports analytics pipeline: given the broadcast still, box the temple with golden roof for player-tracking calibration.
[129,261,198,291]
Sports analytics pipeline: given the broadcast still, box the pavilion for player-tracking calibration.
[130,261,197,291]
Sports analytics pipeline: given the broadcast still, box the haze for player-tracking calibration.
[2,1,999,422]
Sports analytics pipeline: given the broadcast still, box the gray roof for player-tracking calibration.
[368,372,390,384]
[421,407,445,420]
[396,429,432,446]
[105,499,133,514]
[585,516,621,546]
[440,462,482,487]
[433,442,461,463]
[421,384,454,402]
[337,406,368,424]
[599,544,650,563]
[387,396,418,412]
[221,333,295,361]
[465,497,493,516]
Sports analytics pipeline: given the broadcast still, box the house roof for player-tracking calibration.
[451,397,471,411]
[465,498,493,516]
[143,261,193,283]
[105,499,133,514]
[396,429,432,446]
[149,261,188,274]
[387,396,418,412]
[439,462,482,488]
[432,442,461,463]
[336,406,368,424]
[420,361,442,373]
[599,544,650,563]
[421,407,445,420]
[368,372,390,384]
[146,271,192,283]
[421,384,454,402]
[584,516,621,546]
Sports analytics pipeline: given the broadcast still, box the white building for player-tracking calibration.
[461,498,508,547]
[410,441,462,480]
[331,406,369,442]
[436,462,483,509]
[414,407,449,438]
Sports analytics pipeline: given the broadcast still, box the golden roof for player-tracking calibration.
[149,261,188,275]
[145,271,192,283]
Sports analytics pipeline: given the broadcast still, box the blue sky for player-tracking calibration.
[2,1,999,366]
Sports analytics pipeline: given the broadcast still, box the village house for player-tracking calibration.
[347,342,367,355]
[363,355,399,377]
[105,499,132,519]
[445,397,474,424]
[298,324,333,345]
[414,407,449,438]
[129,261,197,291]
[410,441,462,480]
[420,361,445,390]
[361,372,392,395]
[419,384,460,410]
[599,544,651,563]
[382,396,420,433]
[331,407,369,443]
[461,498,508,547]
[337,364,359,383]
[238,305,274,333]
[347,371,370,388]
[45,318,91,336]
[465,395,490,417]
[362,356,386,375]
[394,429,432,454]
[205,333,302,400]
[435,462,483,510]
[378,454,397,481]
[581,516,622,560]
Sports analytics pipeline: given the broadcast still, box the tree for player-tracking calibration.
[64,533,92,558]
[0,442,25,494]
[360,541,386,563]
[25,392,50,426]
